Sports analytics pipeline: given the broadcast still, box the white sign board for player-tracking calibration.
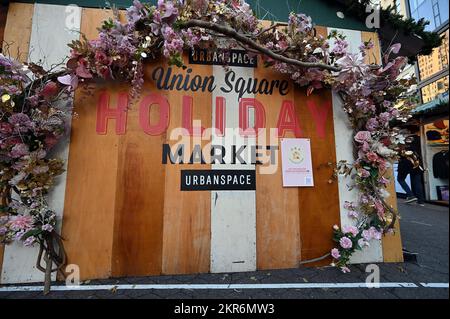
[281,138,314,187]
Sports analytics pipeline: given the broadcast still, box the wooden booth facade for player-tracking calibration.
[0,2,403,284]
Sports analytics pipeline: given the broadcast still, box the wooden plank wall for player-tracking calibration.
[1,2,33,62]
[361,31,403,263]
[109,11,167,276]
[1,4,403,282]
[296,26,341,265]
[255,63,301,269]
[381,169,403,262]
[294,90,341,264]
[210,64,257,273]
[62,8,121,280]
[63,8,212,278]
[0,2,8,53]
[111,63,166,277]
[161,55,212,275]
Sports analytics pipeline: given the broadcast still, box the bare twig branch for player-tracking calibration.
[180,19,340,72]
[257,22,288,36]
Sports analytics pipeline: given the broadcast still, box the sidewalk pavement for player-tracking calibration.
[0,200,448,299]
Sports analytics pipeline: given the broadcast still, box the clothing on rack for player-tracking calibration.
[433,150,449,179]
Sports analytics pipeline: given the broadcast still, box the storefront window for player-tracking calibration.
[394,0,402,13]
[421,75,449,103]
[409,0,449,31]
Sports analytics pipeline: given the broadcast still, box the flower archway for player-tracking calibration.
[0,0,415,292]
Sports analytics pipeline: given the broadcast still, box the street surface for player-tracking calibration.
[0,200,448,299]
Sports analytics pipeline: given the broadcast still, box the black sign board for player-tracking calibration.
[181,170,256,191]
[188,48,257,68]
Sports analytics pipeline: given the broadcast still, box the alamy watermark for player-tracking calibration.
[365,4,381,29]
[365,264,381,288]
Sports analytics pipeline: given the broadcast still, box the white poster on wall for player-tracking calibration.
[281,138,314,187]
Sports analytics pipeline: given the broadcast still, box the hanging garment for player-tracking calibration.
[433,150,449,179]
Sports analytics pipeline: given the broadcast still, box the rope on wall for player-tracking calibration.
[299,253,331,265]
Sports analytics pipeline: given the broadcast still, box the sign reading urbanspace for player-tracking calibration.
[189,48,258,68]
[181,170,256,191]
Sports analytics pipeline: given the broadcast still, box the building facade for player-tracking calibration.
[382,0,449,203]
[409,0,448,203]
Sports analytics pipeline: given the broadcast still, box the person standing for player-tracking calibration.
[397,149,426,206]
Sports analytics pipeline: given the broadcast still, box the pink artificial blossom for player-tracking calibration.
[374,200,385,219]
[359,40,374,53]
[41,224,53,232]
[371,228,382,240]
[357,168,370,178]
[8,113,34,132]
[158,0,179,25]
[342,225,359,237]
[362,229,371,241]
[32,165,49,174]
[23,236,36,247]
[57,74,78,90]
[384,43,401,63]
[40,81,59,100]
[378,112,392,126]
[340,266,351,273]
[331,38,349,56]
[343,201,354,210]
[331,248,341,259]
[44,134,59,150]
[347,210,359,219]
[335,53,368,83]
[339,236,353,249]
[366,152,379,163]
[94,50,112,66]
[162,26,184,57]
[75,58,93,78]
[358,238,370,248]
[390,108,400,118]
[363,227,382,241]
[0,122,13,134]
[14,230,25,241]
[8,215,33,232]
[377,158,390,173]
[380,56,408,80]
[366,118,379,131]
[361,141,370,152]
[383,100,392,108]
[378,176,390,186]
[10,143,29,158]
[354,131,372,144]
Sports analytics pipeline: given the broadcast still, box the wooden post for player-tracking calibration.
[43,252,52,295]
[0,1,8,53]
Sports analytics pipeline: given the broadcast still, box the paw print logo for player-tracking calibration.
[289,146,304,164]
